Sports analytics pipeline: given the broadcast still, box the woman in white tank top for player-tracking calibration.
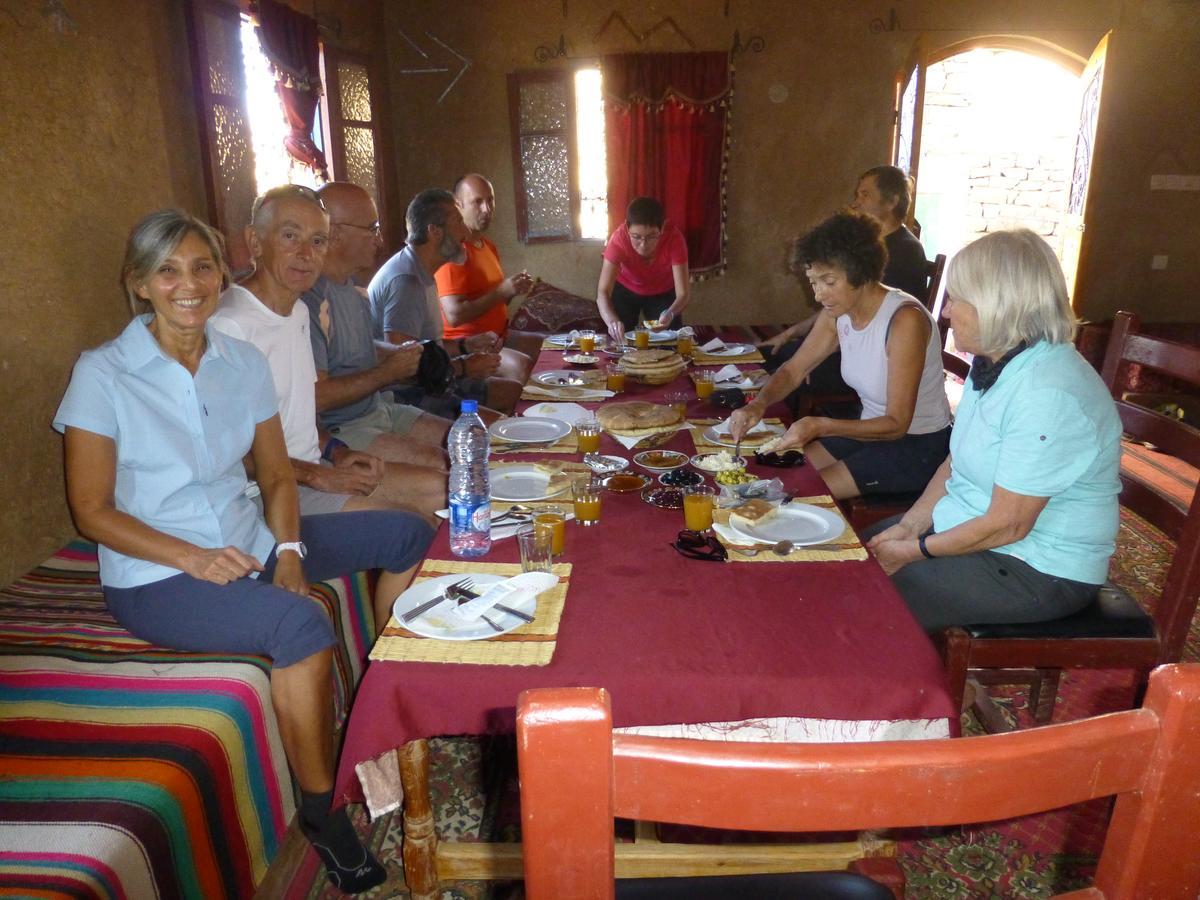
[729,211,951,499]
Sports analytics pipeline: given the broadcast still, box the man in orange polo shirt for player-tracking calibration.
[435,174,545,382]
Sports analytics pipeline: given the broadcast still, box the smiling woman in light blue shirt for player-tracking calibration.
[52,207,432,893]
[866,229,1121,632]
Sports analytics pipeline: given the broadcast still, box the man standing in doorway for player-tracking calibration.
[435,173,545,383]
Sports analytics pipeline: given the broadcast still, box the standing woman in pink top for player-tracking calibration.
[596,196,690,345]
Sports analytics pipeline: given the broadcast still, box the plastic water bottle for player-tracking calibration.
[447,399,492,557]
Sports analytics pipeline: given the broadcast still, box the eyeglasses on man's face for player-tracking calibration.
[336,220,382,236]
[629,230,662,245]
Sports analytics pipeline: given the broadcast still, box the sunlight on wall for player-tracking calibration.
[240,19,322,195]
[574,67,608,240]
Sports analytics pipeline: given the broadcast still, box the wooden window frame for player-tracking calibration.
[507,68,582,244]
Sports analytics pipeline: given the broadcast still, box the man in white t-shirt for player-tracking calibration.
[211,184,446,518]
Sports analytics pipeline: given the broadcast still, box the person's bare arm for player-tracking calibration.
[871,480,1049,576]
[65,427,262,584]
[440,272,534,328]
[653,262,691,326]
[727,312,839,439]
[313,342,422,412]
[249,415,306,594]
[596,258,624,344]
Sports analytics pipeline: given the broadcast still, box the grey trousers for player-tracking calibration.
[865,515,1101,632]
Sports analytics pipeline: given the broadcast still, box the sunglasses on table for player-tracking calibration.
[670,529,728,562]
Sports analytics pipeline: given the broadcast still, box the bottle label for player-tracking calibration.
[450,497,491,532]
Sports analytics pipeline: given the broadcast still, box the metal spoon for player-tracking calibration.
[732,540,795,558]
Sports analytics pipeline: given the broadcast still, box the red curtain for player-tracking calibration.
[255,0,328,177]
[604,52,731,275]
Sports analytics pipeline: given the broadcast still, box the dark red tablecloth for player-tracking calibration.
[335,343,955,801]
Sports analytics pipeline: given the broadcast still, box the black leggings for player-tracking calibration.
[611,281,682,330]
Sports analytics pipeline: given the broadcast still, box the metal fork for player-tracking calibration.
[401,577,472,623]
[455,579,535,625]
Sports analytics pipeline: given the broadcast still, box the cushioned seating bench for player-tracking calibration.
[0,540,376,899]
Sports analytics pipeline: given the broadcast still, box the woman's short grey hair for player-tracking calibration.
[946,228,1076,355]
[120,209,230,316]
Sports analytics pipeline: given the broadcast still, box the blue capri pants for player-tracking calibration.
[103,510,433,668]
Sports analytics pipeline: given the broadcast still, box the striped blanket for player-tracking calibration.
[0,541,375,899]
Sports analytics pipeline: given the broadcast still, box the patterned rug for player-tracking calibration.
[296,507,1192,899]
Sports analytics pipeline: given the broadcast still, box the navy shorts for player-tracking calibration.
[103,510,433,668]
[820,427,951,496]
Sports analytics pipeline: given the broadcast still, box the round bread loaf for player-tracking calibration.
[622,348,676,366]
[618,350,686,384]
[597,401,683,435]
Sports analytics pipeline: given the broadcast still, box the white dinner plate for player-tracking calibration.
[701,423,784,449]
[522,402,593,425]
[699,343,757,357]
[625,329,678,344]
[490,464,571,501]
[489,417,573,444]
[728,503,847,546]
[393,574,534,641]
[533,369,595,387]
[544,332,575,347]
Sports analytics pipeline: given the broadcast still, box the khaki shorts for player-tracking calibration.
[251,473,352,515]
[328,401,424,451]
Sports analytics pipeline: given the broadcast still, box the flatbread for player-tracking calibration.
[622,348,676,366]
[597,401,683,435]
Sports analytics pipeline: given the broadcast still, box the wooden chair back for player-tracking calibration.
[1099,310,1200,658]
[923,253,947,313]
[517,666,1200,899]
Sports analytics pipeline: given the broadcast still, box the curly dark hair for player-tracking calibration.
[791,210,888,288]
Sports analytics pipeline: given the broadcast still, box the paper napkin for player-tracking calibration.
[450,572,559,623]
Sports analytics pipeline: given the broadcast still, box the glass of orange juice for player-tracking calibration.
[576,417,602,454]
[533,505,566,556]
[606,363,626,392]
[683,485,717,531]
[572,477,603,526]
[634,327,650,349]
[676,333,694,357]
[693,369,716,400]
[577,330,596,352]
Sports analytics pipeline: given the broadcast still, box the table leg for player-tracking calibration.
[398,740,439,900]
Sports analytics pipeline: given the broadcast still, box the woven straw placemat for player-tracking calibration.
[688,418,785,454]
[715,495,867,562]
[371,559,573,666]
[692,349,766,365]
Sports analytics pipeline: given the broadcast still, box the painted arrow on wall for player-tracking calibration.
[396,29,471,104]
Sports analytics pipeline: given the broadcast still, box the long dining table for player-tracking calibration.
[332,332,956,898]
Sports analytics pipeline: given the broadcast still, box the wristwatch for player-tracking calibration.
[276,541,307,560]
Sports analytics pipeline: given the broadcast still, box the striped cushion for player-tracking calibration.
[0,541,375,899]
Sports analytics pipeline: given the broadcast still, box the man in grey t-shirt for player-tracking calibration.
[369,189,522,415]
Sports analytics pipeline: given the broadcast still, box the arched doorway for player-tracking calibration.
[893,35,1108,306]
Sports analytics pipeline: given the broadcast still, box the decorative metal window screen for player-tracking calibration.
[324,48,389,239]
[185,0,257,272]
[896,68,918,175]
[508,70,578,243]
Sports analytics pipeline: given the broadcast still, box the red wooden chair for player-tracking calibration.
[941,311,1200,724]
[516,665,1200,899]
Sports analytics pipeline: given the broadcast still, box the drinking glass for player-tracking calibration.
[693,369,716,400]
[576,418,602,454]
[572,478,603,527]
[634,327,650,349]
[517,525,554,573]
[533,506,566,556]
[577,330,596,353]
[682,485,717,532]
[606,363,626,392]
[676,333,695,357]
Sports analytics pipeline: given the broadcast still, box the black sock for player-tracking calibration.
[300,788,333,835]
[305,805,387,894]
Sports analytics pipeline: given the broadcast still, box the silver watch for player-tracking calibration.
[276,541,307,559]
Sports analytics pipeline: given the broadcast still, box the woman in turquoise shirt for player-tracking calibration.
[867,229,1122,631]
[54,210,432,894]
